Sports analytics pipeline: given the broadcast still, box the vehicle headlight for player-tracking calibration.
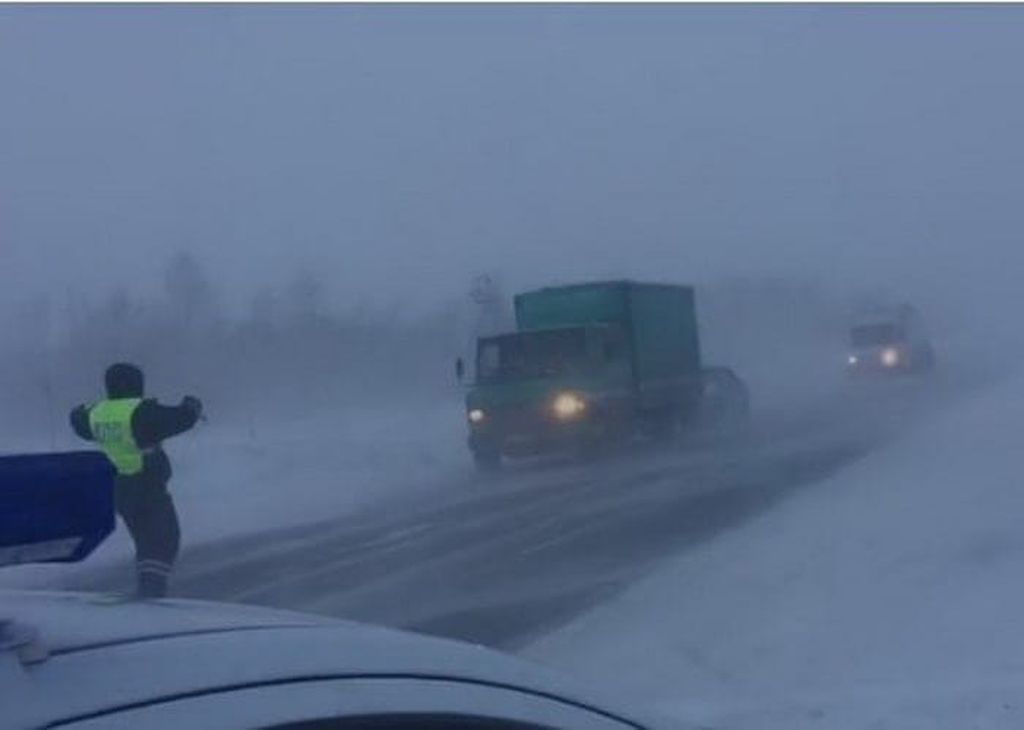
[848,354,859,366]
[880,348,900,367]
[552,392,587,420]
[468,408,486,424]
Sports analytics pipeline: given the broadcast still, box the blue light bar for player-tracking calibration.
[0,451,115,567]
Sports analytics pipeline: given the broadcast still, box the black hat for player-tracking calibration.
[105,363,144,399]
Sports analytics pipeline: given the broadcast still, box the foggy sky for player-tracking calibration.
[3,4,1024,324]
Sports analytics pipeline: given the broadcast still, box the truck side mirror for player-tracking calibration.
[455,357,465,383]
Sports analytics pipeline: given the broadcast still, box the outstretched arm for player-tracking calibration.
[69,405,94,441]
[132,397,203,448]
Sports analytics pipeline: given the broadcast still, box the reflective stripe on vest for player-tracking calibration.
[88,398,144,476]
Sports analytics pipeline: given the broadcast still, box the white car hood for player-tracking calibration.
[1,591,643,729]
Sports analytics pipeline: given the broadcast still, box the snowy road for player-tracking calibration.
[76,408,880,650]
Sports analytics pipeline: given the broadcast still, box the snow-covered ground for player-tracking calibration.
[526,371,1024,729]
[0,400,472,588]
[175,402,470,540]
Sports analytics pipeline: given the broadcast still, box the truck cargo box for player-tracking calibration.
[514,281,702,391]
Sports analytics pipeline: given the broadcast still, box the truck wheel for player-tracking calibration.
[472,448,502,472]
[701,367,751,431]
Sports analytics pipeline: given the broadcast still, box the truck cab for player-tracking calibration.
[462,281,704,470]
[467,324,632,468]
[846,304,936,376]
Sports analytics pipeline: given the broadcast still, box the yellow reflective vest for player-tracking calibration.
[88,398,145,476]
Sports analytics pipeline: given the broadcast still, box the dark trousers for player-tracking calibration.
[114,477,181,598]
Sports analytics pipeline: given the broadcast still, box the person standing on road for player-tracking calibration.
[70,363,203,598]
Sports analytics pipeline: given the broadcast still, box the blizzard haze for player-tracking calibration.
[3,3,1022,495]
[3,5,1024,323]
[7,7,1024,729]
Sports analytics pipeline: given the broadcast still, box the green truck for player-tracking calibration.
[459,280,749,469]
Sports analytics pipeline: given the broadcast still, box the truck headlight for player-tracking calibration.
[880,348,900,367]
[848,354,859,366]
[468,408,486,424]
[552,392,586,420]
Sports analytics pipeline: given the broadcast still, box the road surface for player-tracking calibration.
[77,406,883,650]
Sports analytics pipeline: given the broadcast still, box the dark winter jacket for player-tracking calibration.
[70,399,200,486]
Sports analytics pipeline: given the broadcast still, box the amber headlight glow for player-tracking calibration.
[880,348,900,368]
[552,392,587,420]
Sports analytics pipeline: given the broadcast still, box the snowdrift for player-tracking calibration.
[527,373,1024,729]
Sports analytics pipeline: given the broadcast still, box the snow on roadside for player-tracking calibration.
[525,373,1024,730]
[1,400,472,588]
[174,401,470,541]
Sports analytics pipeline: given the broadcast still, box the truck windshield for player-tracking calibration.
[850,323,904,347]
[477,328,589,383]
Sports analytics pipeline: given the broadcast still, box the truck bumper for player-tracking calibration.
[847,360,914,377]
[469,416,609,459]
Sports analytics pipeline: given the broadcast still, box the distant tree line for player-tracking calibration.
[0,253,468,444]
